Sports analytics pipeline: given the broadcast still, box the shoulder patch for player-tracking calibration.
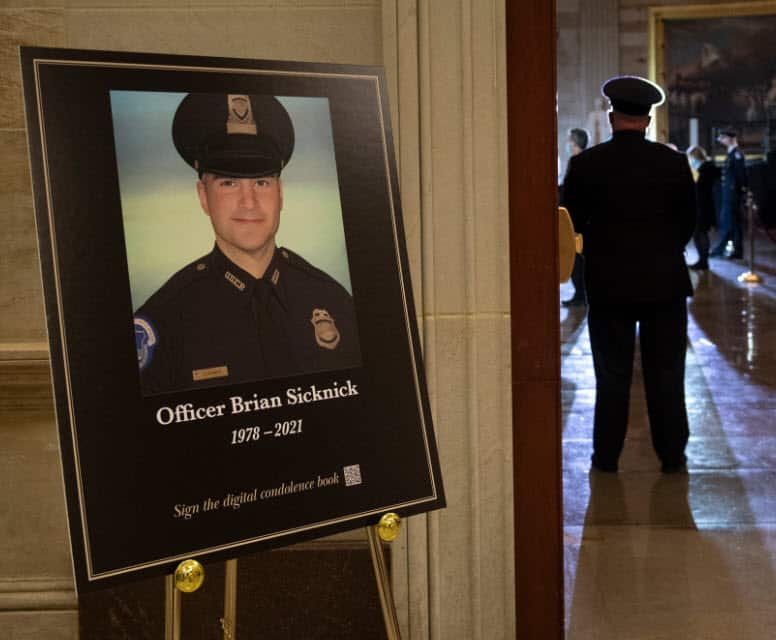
[134,316,158,371]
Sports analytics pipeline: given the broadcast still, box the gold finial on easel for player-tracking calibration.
[377,512,401,542]
[174,559,206,593]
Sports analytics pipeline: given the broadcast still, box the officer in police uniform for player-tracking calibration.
[562,76,696,473]
[134,93,360,394]
[709,127,747,259]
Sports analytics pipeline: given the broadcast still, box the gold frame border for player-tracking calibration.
[31,55,439,583]
[649,0,776,142]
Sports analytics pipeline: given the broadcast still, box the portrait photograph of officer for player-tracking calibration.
[110,91,361,395]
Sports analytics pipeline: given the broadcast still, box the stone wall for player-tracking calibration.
[0,1,516,638]
[0,2,382,637]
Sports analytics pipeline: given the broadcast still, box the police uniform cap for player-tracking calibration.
[172,93,294,178]
[717,126,738,139]
[602,76,665,116]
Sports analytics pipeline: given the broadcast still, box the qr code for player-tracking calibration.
[343,464,362,487]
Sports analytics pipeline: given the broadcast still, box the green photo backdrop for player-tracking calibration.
[110,91,352,311]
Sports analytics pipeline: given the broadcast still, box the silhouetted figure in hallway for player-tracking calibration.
[686,144,720,270]
[562,76,696,473]
[561,127,590,307]
[709,128,747,260]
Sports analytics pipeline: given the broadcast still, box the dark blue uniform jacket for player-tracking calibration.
[562,130,697,304]
[720,146,747,209]
[134,245,360,394]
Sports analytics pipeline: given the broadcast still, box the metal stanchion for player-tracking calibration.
[738,189,764,284]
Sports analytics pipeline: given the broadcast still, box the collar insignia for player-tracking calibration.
[225,271,246,291]
[271,268,280,285]
[311,308,341,350]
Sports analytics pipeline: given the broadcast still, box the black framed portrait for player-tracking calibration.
[21,46,445,592]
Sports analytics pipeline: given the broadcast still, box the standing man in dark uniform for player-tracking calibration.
[709,127,747,260]
[134,93,360,395]
[560,127,590,307]
[563,76,696,473]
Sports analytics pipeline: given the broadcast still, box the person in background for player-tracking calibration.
[561,127,590,307]
[562,76,696,474]
[709,128,747,260]
[686,144,720,271]
[585,96,609,146]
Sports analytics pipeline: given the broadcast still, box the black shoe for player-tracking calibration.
[562,297,586,307]
[688,261,709,270]
[590,454,618,473]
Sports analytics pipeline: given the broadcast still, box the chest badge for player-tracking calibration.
[311,308,341,350]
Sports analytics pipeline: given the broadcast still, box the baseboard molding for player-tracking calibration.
[0,342,53,413]
[0,577,76,612]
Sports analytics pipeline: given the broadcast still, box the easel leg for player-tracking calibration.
[221,559,238,639]
[165,574,181,640]
[366,526,402,640]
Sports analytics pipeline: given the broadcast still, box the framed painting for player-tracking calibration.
[650,1,776,155]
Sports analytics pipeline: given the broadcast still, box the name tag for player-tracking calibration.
[192,366,229,382]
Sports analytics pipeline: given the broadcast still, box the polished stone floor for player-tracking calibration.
[561,229,776,639]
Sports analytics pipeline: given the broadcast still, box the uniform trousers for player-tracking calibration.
[587,299,689,469]
[569,254,586,302]
[711,195,742,256]
[692,225,710,265]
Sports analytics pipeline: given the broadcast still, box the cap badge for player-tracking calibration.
[225,271,246,291]
[226,94,258,135]
[311,308,341,350]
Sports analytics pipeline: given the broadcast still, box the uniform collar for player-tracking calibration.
[208,244,288,310]
[611,129,646,141]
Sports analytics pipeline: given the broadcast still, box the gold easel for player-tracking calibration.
[165,559,205,640]
[368,512,403,640]
[164,513,403,640]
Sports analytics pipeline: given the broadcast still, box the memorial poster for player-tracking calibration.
[20,47,445,591]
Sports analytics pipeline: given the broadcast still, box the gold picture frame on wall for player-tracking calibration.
[649,0,776,152]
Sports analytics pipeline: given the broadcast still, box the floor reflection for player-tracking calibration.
[562,229,776,638]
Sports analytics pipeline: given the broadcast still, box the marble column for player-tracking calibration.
[580,0,620,139]
[383,1,515,638]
